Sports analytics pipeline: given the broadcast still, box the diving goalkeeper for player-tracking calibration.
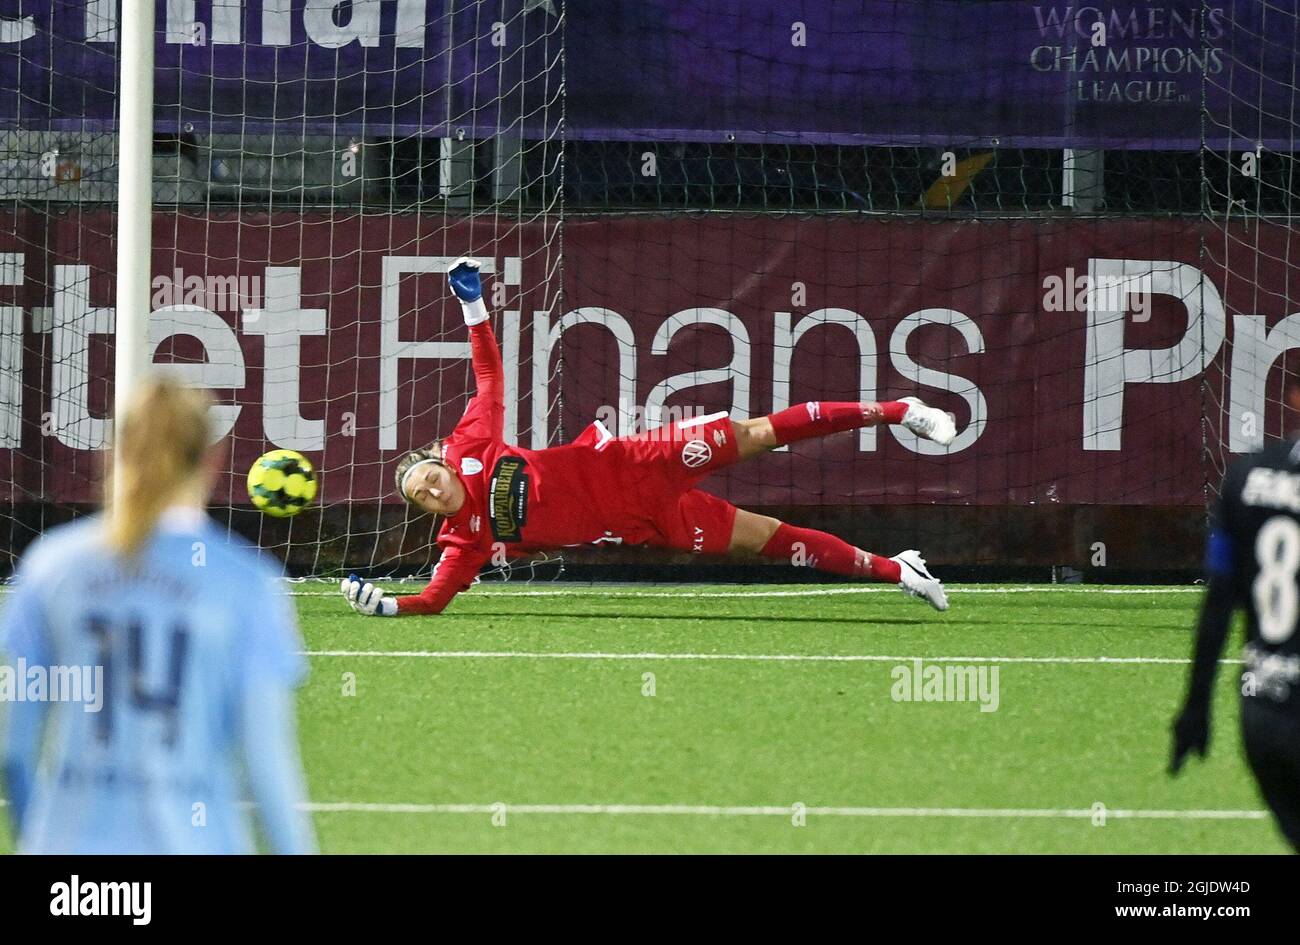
[341,258,956,617]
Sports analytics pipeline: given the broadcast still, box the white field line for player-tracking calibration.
[2,797,1259,826]
[0,585,1203,599]
[302,801,1266,821]
[303,649,1241,665]
[287,585,1203,598]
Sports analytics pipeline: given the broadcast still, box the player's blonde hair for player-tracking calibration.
[106,375,213,555]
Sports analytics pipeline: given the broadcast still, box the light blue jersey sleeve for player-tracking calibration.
[235,569,317,855]
[1,557,53,831]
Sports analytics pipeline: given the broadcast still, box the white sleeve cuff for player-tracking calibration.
[461,297,489,326]
[379,597,398,617]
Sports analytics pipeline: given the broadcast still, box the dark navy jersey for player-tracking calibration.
[1210,438,1300,709]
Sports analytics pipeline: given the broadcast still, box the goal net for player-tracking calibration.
[0,0,563,578]
[2,1,1299,583]
[1201,1,1300,505]
[552,1,1300,582]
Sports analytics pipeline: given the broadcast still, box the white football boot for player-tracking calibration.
[899,397,956,446]
[891,550,949,612]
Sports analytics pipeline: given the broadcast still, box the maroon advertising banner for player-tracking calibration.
[1,212,1296,509]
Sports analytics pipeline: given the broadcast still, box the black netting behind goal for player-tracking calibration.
[1,0,563,578]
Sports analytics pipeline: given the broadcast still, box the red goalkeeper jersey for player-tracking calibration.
[395,320,739,615]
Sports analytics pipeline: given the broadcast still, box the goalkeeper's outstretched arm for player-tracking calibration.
[395,546,490,615]
[453,258,501,384]
[342,546,488,617]
[449,257,505,442]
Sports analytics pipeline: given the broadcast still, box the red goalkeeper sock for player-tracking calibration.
[759,523,901,584]
[767,401,908,445]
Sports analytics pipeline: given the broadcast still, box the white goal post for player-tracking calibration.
[112,0,156,487]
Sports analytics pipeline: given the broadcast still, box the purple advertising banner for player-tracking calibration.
[568,0,1298,148]
[0,0,1295,147]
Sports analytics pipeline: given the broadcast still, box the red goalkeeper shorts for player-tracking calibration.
[608,411,741,554]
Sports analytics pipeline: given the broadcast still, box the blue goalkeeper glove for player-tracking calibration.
[341,573,397,616]
[448,257,483,301]
[448,257,489,326]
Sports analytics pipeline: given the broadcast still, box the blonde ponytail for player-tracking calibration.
[106,375,213,555]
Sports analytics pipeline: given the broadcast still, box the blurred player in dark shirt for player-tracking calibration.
[1172,386,1300,852]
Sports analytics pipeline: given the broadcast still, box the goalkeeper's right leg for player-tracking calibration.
[730,398,956,459]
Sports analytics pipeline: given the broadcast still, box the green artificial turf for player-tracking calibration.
[2,583,1291,853]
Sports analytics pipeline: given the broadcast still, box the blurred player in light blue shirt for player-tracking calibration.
[1,375,316,854]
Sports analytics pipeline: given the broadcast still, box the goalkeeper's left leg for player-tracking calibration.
[729,508,949,612]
